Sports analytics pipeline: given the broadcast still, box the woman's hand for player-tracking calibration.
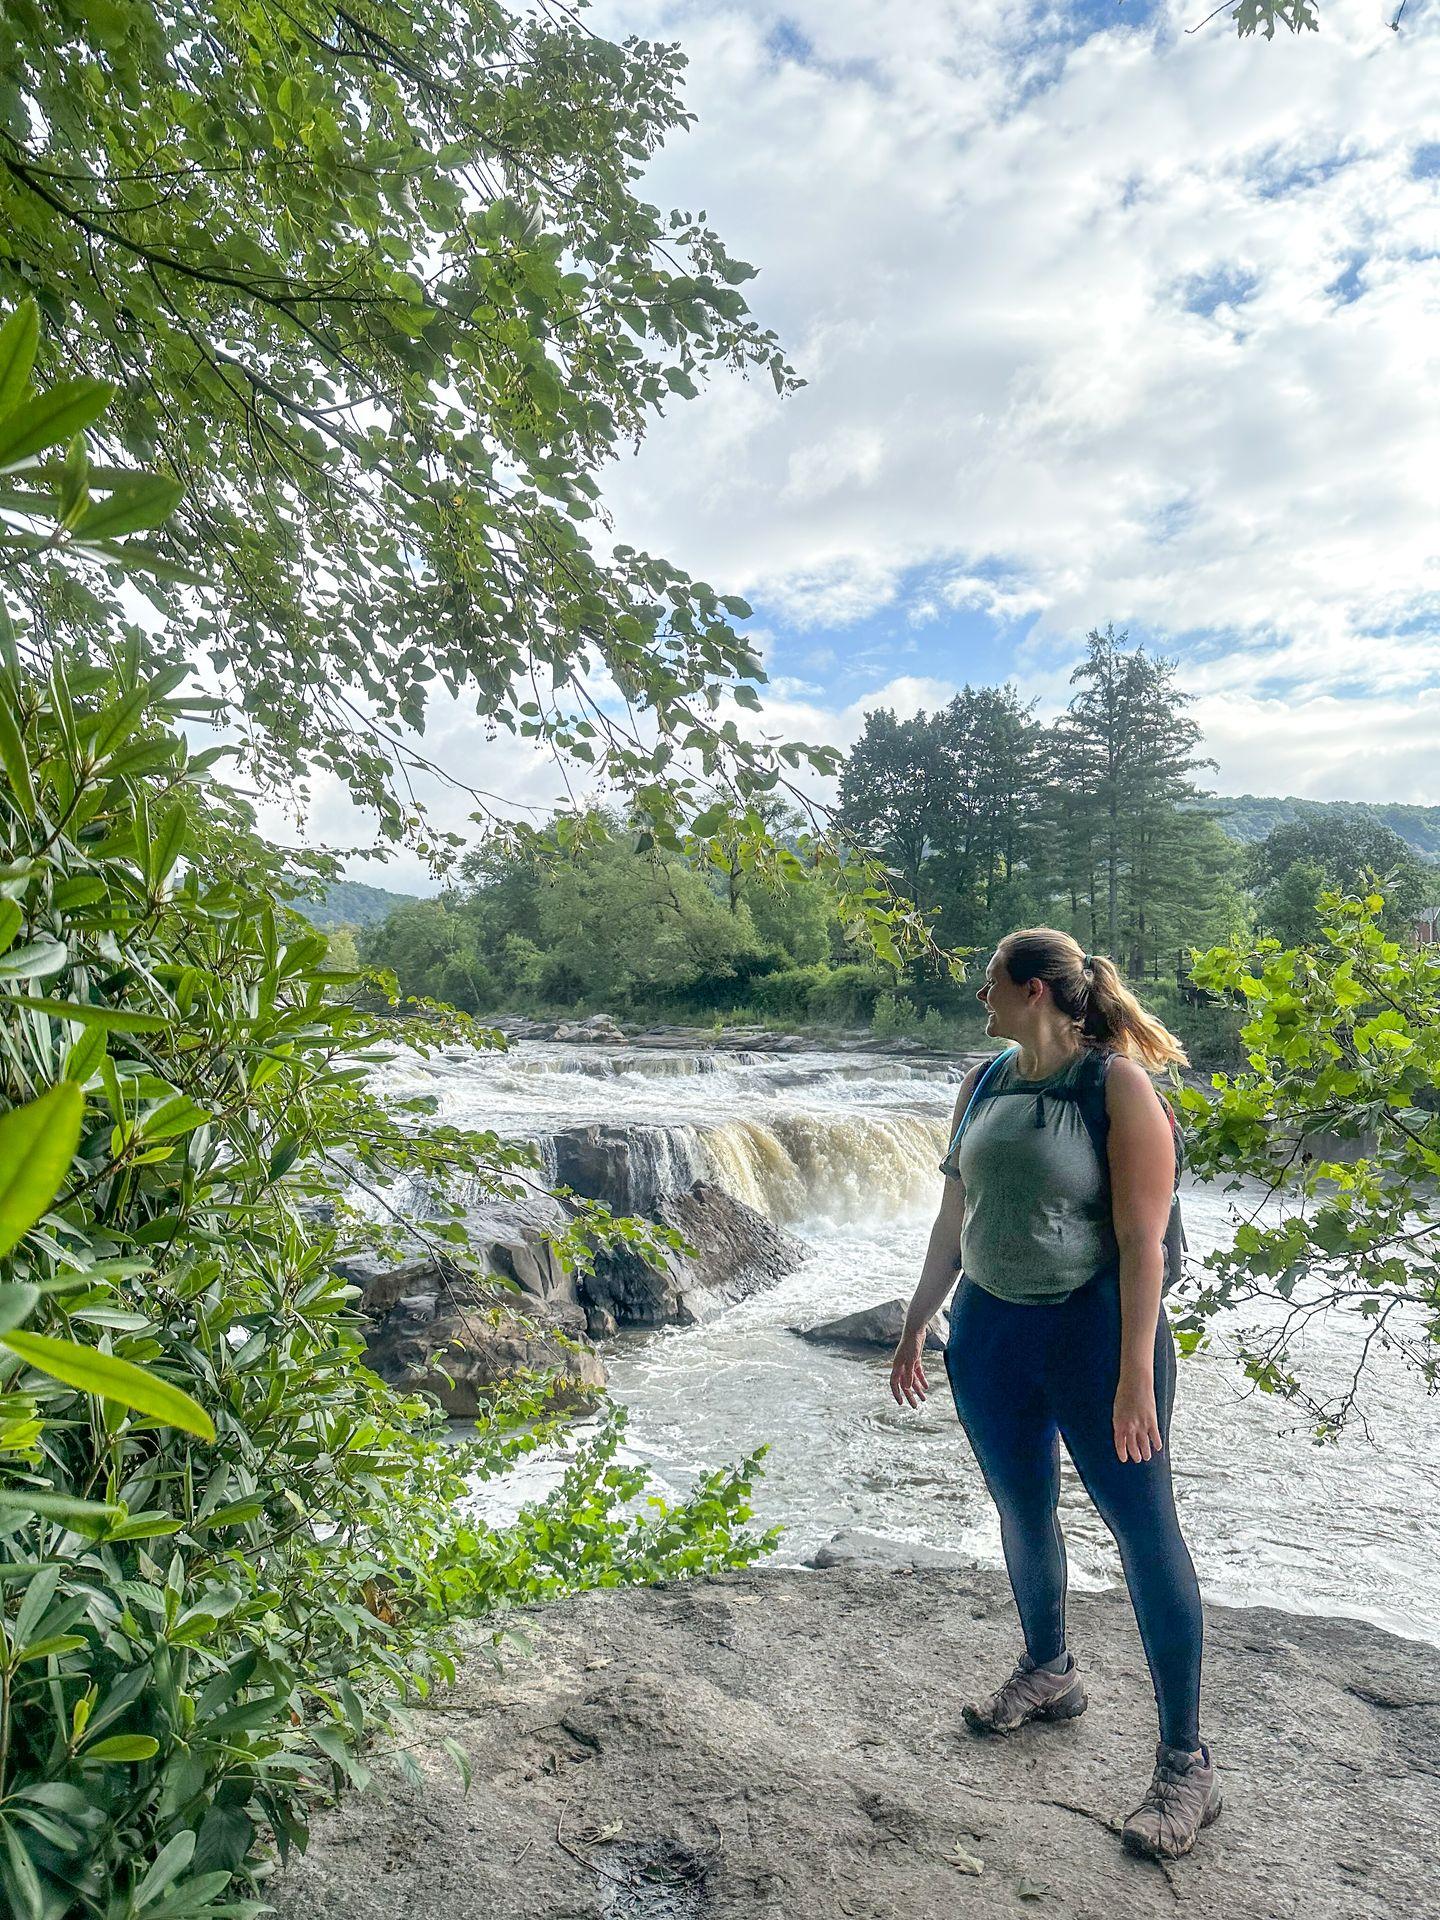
[890,1332,929,1408]
[1113,1372,1163,1463]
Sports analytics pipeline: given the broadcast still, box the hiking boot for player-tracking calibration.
[961,1650,1088,1735]
[1122,1741,1224,1860]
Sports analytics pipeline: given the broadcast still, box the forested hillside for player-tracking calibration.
[1197,795,1440,858]
[300,878,420,931]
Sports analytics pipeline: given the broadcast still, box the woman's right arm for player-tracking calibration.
[890,1063,982,1407]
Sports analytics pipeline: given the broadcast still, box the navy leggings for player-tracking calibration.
[944,1267,1204,1751]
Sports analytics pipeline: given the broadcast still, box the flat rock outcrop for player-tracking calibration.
[270,1562,1440,1920]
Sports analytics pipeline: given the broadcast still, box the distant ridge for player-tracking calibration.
[1197,795,1440,860]
[292,878,421,931]
[284,796,1440,932]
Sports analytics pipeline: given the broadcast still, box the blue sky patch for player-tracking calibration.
[1180,264,1260,318]
[1326,255,1367,306]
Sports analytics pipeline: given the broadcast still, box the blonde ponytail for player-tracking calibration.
[995,928,1189,1072]
[1079,951,1188,1071]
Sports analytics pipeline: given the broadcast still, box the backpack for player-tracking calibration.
[944,1046,1188,1294]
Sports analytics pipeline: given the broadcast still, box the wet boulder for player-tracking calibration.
[362,1277,606,1418]
[792,1297,948,1352]
[547,1123,699,1219]
[553,1012,628,1044]
[583,1180,806,1331]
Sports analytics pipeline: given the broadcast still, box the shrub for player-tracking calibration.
[871,993,919,1038]
[0,349,779,1917]
[807,963,887,1027]
[748,964,830,1022]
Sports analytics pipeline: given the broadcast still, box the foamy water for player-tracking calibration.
[370,1038,1440,1646]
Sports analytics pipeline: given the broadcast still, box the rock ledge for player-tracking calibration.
[270,1564,1438,1920]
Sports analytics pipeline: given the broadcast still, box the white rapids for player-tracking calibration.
[370,1038,1440,1647]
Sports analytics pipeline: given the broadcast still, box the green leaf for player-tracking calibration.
[62,1024,108,1084]
[0,1333,215,1441]
[50,875,108,911]
[191,1803,254,1877]
[8,996,167,1033]
[139,1096,211,1143]
[72,473,183,542]
[17,1632,87,1661]
[0,938,68,980]
[0,1283,39,1334]
[0,1082,84,1258]
[0,900,22,954]
[134,1828,196,1906]
[0,300,39,419]
[148,802,187,889]
[1,1822,44,1920]
[0,1486,124,1526]
[0,689,36,820]
[0,378,116,468]
[81,1733,160,1762]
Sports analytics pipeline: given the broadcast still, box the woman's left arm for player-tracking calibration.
[1105,1056,1176,1464]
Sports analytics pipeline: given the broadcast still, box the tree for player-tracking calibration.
[836,709,949,909]
[0,0,903,919]
[928,683,1047,940]
[360,896,494,1007]
[1052,625,1215,965]
[1248,806,1432,944]
[1177,889,1440,1440]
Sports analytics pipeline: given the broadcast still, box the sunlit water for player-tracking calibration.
[372,1039,1440,1647]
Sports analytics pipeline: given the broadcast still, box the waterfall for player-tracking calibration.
[697,1112,948,1225]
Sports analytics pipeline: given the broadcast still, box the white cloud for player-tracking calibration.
[282,2,1440,884]
[588,0,1440,683]
[1190,686,1440,804]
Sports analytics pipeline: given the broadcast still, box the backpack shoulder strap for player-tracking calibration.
[944,1047,1016,1159]
[1065,1051,1183,1190]
[1069,1047,1113,1188]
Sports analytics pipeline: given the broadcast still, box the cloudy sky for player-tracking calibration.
[265,0,1440,891]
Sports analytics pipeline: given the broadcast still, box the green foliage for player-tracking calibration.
[1247,807,1432,944]
[0,4,822,847]
[0,654,780,1916]
[807,963,888,1027]
[1233,0,1320,35]
[1139,981,1246,1074]
[747,964,833,1023]
[0,367,779,1915]
[365,812,872,1020]
[1175,889,1440,1439]
[871,993,919,1039]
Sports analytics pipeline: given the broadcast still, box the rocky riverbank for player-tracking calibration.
[492,1009,980,1061]
[269,1555,1440,1920]
[344,1122,806,1412]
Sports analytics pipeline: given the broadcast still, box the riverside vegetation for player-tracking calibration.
[355,648,1436,1078]
[0,1,1435,1914]
[0,342,784,1919]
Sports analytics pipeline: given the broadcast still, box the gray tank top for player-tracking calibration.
[945,1049,1117,1305]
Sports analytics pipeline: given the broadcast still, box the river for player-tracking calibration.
[373,1038,1440,1648]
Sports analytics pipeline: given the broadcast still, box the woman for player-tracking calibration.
[888,928,1222,1863]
